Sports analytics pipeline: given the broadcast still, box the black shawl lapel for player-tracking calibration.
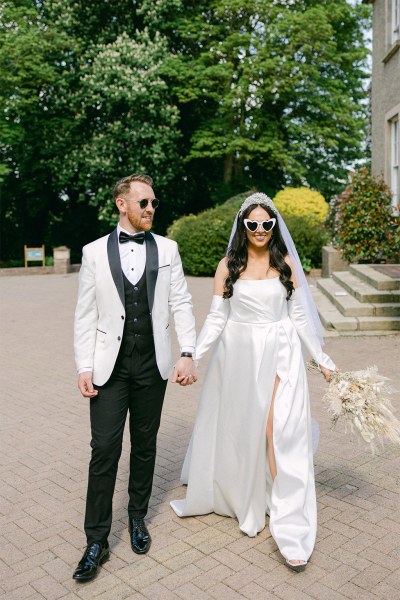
[107,228,125,307]
[145,231,158,312]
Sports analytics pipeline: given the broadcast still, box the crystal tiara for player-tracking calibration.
[238,192,277,216]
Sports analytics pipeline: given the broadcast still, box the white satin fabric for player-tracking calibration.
[171,278,320,561]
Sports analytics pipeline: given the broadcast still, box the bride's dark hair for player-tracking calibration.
[223,203,294,300]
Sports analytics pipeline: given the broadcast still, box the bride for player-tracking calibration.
[170,192,336,571]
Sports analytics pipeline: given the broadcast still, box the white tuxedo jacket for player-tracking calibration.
[74,229,196,386]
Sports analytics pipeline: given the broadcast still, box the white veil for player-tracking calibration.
[227,192,325,346]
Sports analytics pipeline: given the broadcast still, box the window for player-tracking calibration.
[393,0,400,44]
[391,117,399,210]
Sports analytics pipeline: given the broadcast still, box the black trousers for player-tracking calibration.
[84,340,167,544]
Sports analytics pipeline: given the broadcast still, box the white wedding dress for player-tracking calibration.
[171,277,334,562]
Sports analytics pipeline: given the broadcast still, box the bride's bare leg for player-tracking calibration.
[267,376,307,569]
[266,375,280,481]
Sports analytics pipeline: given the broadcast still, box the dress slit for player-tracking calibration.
[266,374,280,482]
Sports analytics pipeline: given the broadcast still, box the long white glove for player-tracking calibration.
[288,288,336,371]
[194,295,230,364]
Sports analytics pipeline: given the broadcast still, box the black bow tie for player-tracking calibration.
[119,231,145,245]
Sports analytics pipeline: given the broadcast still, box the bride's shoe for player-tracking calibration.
[286,559,307,572]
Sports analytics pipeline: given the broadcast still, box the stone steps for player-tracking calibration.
[311,286,358,331]
[349,264,400,290]
[317,278,400,317]
[332,271,400,304]
[313,263,400,333]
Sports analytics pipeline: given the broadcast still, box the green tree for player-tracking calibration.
[0,0,371,261]
[0,0,70,259]
[0,0,182,260]
[166,0,371,205]
[44,0,182,242]
[48,30,181,230]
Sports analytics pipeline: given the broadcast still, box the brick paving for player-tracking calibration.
[0,272,399,600]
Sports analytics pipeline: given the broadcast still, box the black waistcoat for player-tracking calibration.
[121,270,154,355]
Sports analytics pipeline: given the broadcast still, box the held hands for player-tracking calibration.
[78,371,98,398]
[172,357,198,386]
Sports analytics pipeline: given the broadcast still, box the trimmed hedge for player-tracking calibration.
[282,214,330,269]
[168,190,330,275]
[274,187,328,222]
[167,204,238,276]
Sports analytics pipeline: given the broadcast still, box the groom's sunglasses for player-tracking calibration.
[135,198,160,209]
[244,218,276,233]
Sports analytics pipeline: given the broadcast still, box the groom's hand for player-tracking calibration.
[78,372,98,398]
[172,357,197,386]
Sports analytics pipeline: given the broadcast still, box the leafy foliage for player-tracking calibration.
[51,30,181,224]
[167,0,371,202]
[167,195,246,276]
[0,0,181,259]
[282,213,330,268]
[333,168,399,263]
[0,0,371,261]
[274,187,328,223]
[168,190,329,275]
[0,0,71,257]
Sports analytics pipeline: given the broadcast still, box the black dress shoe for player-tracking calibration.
[72,542,109,582]
[129,517,151,554]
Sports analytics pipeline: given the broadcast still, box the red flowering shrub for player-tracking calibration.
[333,168,399,263]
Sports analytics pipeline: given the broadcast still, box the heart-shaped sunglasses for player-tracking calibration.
[244,218,276,233]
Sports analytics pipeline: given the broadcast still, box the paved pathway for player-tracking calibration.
[0,273,399,600]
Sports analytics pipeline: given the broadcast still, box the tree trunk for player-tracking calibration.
[224,152,234,184]
[234,157,244,180]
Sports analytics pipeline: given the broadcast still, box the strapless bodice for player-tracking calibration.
[229,278,289,324]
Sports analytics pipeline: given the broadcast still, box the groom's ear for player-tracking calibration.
[115,196,126,215]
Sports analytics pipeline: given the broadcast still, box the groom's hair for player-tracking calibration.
[113,173,154,200]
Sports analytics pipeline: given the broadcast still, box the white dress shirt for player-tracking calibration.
[118,224,147,285]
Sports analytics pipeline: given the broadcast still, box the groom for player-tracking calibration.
[73,174,197,582]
